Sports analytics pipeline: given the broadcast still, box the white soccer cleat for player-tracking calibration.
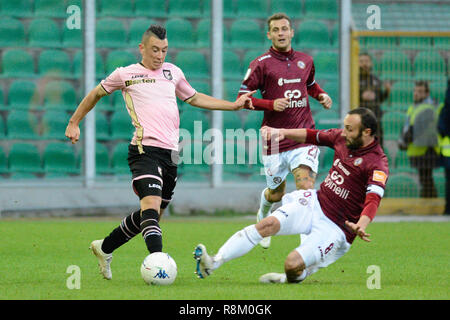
[90,239,113,280]
[256,209,271,249]
[259,272,287,284]
[193,244,214,279]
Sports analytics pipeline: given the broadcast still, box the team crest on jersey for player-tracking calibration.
[273,177,282,184]
[298,198,308,206]
[297,61,305,69]
[353,157,363,166]
[163,69,173,80]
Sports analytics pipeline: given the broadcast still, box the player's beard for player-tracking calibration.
[346,130,364,150]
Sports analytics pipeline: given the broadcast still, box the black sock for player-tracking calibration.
[140,208,162,253]
[101,210,141,254]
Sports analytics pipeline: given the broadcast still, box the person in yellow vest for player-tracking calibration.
[399,81,439,198]
[437,79,450,215]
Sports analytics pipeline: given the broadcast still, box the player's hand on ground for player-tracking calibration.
[233,90,256,110]
[345,220,371,242]
[260,126,285,144]
[65,122,80,144]
[318,93,332,109]
[273,98,289,112]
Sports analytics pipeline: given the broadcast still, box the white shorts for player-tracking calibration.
[263,146,320,189]
[270,189,351,274]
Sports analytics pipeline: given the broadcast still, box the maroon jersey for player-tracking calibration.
[240,47,323,155]
[311,129,389,243]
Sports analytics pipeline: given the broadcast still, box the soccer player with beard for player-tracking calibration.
[237,13,333,248]
[193,107,389,284]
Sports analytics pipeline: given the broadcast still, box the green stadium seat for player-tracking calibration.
[180,109,210,134]
[28,18,62,48]
[73,50,105,79]
[413,51,447,82]
[0,146,7,173]
[399,37,432,49]
[362,36,397,49]
[6,110,40,139]
[38,49,72,78]
[235,0,268,18]
[165,19,195,48]
[175,50,209,80]
[244,111,263,131]
[196,19,230,48]
[111,142,130,175]
[112,90,125,110]
[223,141,250,174]
[381,111,407,141]
[330,23,340,48]
[0,18,26,47]
[129,19,155,45]
[242,49,266,69]
[0,0,33,17]
[43,142,79,174]
[34,0,67,18]
[270,0,303,19]
[379,51,412,81]
[168,0,202,18]
[385,173,419,198]
[1,49,35,78]
[203,0,235,18]
[190,80,211,96]
[110,110,134,140]
[43,80,78,111]
[387,81,415,111]
[229,19,263,49]
[429,81,447,104]
[296,20,331,49]
[96,143,112,174]
[8,143,42,173]
[433,172,445,198]
[62,24,82,48]
[0,115,5,138]
[434,37,450,50]
[223,111,243,132]
[223,50,243,80]
[98,0,134,17]
[305,0,338,20]
[7,80,39,110]
[0,87,4,111]
[95,112,110,141]
[41,110,70,140]
[105,50,136,75]
[314,52,339,80]
[314,110,340,130]
[320,146,335,170]
[96,18,128,48]
[223,80,241,101]
[134,0,168,17]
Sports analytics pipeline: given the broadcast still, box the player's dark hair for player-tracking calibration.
[267,13,292,30]
[348,107,378,137]
[415,80,429,93]
[359,51,372,59]
[143,24,167,41]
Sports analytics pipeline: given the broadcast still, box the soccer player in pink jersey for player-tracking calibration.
[237,13,333,248]
[65,25,255,280]
[194,108,389,284]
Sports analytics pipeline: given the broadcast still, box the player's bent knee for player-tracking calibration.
[140,195,162,213]
[256,216,280,237]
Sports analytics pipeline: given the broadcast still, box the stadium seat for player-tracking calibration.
[305,0,338,20]
[168,0,202,18]
[112,90,126,110]
[296,20,331,49]
[381,111,407,141]
[387,81,415,111]
[62,23,82,48]
[378,51,412,81]
[96,18,128,48]
[242,49,266,69]
[7,80,39,110]
[413,51,447,82]
[429,81,447,104]
[235,0,268,18]
[203,0,235,18]
[330,23,339,48]
[196,19,230,48]
[1,49,35,78]
[98,0,134,17]
[0,18,26,47]
[0,146,7,173]
[243,111,263,131]
[41,110,70,140]
[129,19,155,45]
[223,50,243,80]
[385,173,419,198]
[223,80,241,101]
[38,50,72,78]
[110,110,134,140]
[105,50,137,75]
[190,80,211,96]
[95,143,112,174]
[362,36,397,49]
[0,87,4,110]
[399,36,432,49]
[314,110,340,130]
[28,18,62,48]
[8,143,42,173]
[270,0,303,19]
[0,115,5,138]
[314,52,339,80]
[134,0,168,17]
[320,146,335,170]
[433,171,445,198]
[73,50,105,79]
[175,50,209,80]
[434,37,450,50]
[223,141,250,174]
[34,0,67,18]
[223,111,243,132]
[393,149,415,173]
[111,142,130,175]
[180,109,210,134]
[229,19,263,49]
[42,80,78,111]
[95,112,110,141]
[6,110,40,139]
[0,0,34,17]
[165,19,195,48]
[43,143,79,174]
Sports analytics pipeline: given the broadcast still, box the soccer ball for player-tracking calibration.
[140,252,177,286]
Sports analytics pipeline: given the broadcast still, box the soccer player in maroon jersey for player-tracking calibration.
[193,108,389,284]
[237,13,333,248]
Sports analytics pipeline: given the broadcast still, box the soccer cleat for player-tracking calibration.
[90,239,113,280]
[193,244,213,279]
[259,272,287,284]
[256,209,271,249]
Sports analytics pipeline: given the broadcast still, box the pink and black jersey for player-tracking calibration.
[240,47,325,155]
[101,62,196,153]
[310,129,389,243]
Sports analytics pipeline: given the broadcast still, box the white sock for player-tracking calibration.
[213,225,263,270]
[259,188,273,217]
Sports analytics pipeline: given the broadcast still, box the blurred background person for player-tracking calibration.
[437,79,450,214]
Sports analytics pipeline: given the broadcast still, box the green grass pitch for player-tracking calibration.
[0,217,448,300]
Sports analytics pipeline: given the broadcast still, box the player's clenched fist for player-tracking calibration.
[65,122,80,144]
[260,126,285,144]
[273,98,290,112]
[318,93,332,109]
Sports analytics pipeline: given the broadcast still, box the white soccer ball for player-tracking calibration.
[140,252,177,286]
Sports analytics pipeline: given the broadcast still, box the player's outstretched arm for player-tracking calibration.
[318,93,332,109]
[65,84,108,144]
[345,216,372,242]
[260,126,307,144]
[186,91,256,111]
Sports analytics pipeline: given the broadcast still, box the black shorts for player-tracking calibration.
[127,144,178,209]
